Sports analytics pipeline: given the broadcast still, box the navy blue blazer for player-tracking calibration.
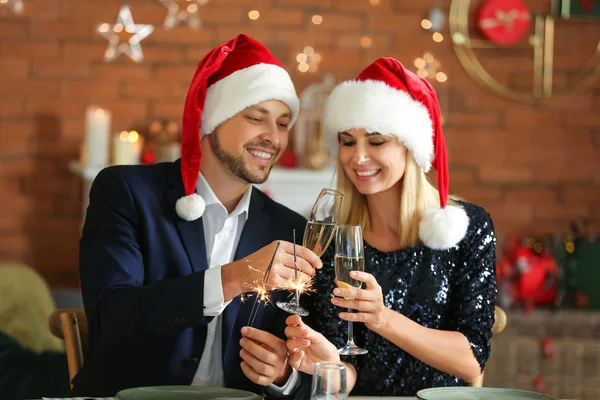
[71,160,310,398]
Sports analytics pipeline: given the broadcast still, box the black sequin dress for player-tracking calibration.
[303,201,498,397]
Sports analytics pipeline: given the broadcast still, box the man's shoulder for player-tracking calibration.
[93,162,175,189]
[252,187,306,225]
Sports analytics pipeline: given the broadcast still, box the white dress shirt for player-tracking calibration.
[191,173,298,394]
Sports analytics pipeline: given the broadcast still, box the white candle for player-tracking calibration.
[84,106,111,168]
[112,131,141,165]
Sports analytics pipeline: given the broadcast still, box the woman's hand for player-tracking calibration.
[284,315,340,375]
[332,270,389,332]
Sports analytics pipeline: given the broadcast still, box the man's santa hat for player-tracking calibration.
[323,57,469,250]
[175,34,300,221]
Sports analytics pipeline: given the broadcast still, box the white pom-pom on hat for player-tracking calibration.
[419,205,469,250]
[175,193,206,221]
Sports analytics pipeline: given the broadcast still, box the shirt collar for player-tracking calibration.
[195,173,252,218]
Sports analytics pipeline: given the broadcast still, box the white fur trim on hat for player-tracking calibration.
[324,79,434,172]
[175,193,206,221]
[419,205,469,250]
[201,63,300,136]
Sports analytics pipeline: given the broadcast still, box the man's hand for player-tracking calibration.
[223,240,323,300]
[239,326,292,387]
[284,315,340,375]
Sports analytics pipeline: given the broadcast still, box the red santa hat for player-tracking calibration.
[323,57,469,250]
[175,34,300,221]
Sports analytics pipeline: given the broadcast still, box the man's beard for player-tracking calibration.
[209,131,278,185]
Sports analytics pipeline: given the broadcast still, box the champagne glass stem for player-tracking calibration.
[347,309,355,346]
[293,289,300,306]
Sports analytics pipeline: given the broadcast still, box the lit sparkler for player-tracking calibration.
[246,241,280,327]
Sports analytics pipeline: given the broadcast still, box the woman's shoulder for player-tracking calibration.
[454,200,494,229]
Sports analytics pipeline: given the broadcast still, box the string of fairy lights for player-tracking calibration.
[1,0,450,83]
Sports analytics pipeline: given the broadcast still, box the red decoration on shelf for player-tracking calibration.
[141,151,156,165]
[278,148,298,168]
[533,375,546,393]
[541,336,555,359]
[477,0,531,45]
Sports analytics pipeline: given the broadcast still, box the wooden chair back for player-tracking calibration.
[469,305,507,387]
[48,308,88,388]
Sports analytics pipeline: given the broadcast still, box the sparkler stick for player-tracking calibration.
[247,241,280,327]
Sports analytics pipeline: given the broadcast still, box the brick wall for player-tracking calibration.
[0,0,599,288]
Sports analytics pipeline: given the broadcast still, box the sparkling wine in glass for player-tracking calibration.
[277,188,344,316]
[335,224,368,356]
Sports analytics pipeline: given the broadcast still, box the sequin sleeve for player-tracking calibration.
[448,207,498,372]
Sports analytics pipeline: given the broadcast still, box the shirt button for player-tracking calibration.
[216,233,224,240]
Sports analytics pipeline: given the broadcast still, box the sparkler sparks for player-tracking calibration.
[246,241,280,327]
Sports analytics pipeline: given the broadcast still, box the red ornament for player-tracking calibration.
[477,0,531,45]
[533,375,546,393]
[541,337,555,359]
[141,151,156,165]
[278,148,298,168]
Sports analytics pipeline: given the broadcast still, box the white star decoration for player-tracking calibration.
[158,0,209,30]
[0,0,23,14]
[97,5,154,63]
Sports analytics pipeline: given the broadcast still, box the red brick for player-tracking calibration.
[0,158,35,176]
[26,99,87,118]
[122,81,188,100]
[185,46,214,61]
[510,148,567,166]
[479,166,534,183]
[201,6,244,23]
[153,101,184,119]
[448,168,477,185]
[0,57,29,79]
[32,57,91,78]
[260,9,305,26]
[317,13,363,30]
[147,27,214,45]
[270,30,333,47]
[141,45,184,63]
[0,99,25,118]
[0,234,30,253]
[2,41,60,58]
[563,113,600,128]
[60,81,120,101]
[320,50,364,71]
[92,64,152,81]
[280,0,331,6]
[536,165,591,183]
[0,21,28,39]
[486,203,535,226]
[107,101,149,119]
[534,204,590,220]
[447,112,502,128]
[19,0,62,19]
[62,43,109,62]
[61,1,123,20]
[153,65,197,82]
[0,216,24,233]
[0,132,29,154]
[455,187,503,204]
[0,79,59,98]
[563,186,600,204]
[504,188,559,203]
[23,176,73,195]
[335,33,390,49]
[29,21,91,39]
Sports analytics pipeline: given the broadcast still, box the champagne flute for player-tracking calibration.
[335,224,368,356]
[277,188,344,316]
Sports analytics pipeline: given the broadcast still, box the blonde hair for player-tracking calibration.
[336,152,441,248]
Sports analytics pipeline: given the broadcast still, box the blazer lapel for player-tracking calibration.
[222,188,269,354]
[164,159,208,273]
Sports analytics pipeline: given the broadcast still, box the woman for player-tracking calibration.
[285,57,497,396]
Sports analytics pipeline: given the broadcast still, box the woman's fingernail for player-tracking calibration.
[333,289,341,295]
[350,271,358,277]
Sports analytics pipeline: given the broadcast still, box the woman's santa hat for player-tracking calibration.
[175,34,300,221]
[323,57,469,250]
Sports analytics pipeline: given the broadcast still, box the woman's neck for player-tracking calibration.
[365,183,402,236]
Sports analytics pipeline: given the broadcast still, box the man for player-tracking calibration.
[71,34,321,398]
